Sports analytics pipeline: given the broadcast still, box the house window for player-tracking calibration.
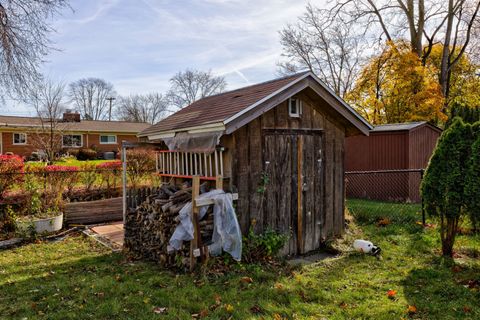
[62,134,83,148]
[288,97,302,117]
[13,133,27,145]
[100,135,117,144]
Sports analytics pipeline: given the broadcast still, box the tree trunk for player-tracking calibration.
[441,215,458,257]
[439,0,454,106]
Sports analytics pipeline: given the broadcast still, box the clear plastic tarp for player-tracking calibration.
[162,131,223,153]
[168,189,242,261]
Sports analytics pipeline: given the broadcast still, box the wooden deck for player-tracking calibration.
[91,222,124,247]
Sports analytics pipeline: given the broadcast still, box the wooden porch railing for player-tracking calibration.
[156,149,224,180]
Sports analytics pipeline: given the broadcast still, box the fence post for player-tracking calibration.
[122,142,127,224]
[420,169,425,226]
[190,176,201,271]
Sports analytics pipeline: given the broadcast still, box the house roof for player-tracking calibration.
[371,121,442,133]
[139,71,372,138]
[0,115,150,133]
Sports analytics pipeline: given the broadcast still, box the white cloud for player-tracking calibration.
[7,0,318,116]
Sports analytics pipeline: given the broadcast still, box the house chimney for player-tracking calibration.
[63,111,81,122]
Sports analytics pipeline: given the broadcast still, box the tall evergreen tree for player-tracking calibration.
[465,124,480,232]
[421,118,473,256]
[446,102,480,128]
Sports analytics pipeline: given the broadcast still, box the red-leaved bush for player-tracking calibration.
[44,165,79,172]
[96,161,122,192]
[0,155,24,196]
[96,160,122,170]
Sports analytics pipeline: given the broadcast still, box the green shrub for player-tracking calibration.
[79,163,98,191]
[0,206,17,234]
[64,148,80,158]
[242,226,288,263]
[77,148,98,161]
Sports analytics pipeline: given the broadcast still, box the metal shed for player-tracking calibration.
[345,122,442,202]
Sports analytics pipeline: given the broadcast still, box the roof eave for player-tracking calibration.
[140,122,226,140]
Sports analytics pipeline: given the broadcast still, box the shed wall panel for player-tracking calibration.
[230,93,346,255]
[408,126,441,169]
[345,132,408,171]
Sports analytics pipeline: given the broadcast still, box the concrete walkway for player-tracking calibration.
[287,252,336,266]
[90,222,124,248]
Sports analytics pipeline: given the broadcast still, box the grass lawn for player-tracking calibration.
[1,202,479,319]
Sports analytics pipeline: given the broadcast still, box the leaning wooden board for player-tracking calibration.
[65,197,123,225]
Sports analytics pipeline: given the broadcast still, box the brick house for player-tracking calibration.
[0,113,150,157]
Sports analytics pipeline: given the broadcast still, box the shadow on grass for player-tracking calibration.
[402,257,480,319]
[0,250,299,320]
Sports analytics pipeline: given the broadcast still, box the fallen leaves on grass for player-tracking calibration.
[387,289,397,299]
[274,283,284,290]
[407,305,417,314]
[250,305,263,314]
[153,307,167,314]
[224,304,234,313]
[451,265,462,273]
[462,279,479,289]
[240,276,253,284]
[376,218,391,227]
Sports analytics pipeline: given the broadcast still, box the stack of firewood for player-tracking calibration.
[124,182,214,268]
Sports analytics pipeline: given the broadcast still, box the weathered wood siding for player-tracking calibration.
[228,95,346,255]
[64,197,123,225]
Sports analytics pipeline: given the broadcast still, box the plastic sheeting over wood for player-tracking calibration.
[162,131,223,153]
[168,189,242,261]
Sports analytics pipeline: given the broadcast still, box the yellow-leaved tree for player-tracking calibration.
[426,44,480,109]
[346,41,447,125]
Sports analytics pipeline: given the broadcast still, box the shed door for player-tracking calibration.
[263,131,323,256]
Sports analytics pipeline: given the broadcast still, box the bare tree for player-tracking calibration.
[168,69,227,109]
[116,93,170,124]
[0,0,67,98]
[68,78,116,120]
[29,79,66,163]
[328,0,480,108]
[279,4,366,98]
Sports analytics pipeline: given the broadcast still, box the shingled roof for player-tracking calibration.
[140,71,372,138]
[140,72,309,136]
[0,115,150,133]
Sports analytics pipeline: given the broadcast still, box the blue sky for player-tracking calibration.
[5,0,317,116]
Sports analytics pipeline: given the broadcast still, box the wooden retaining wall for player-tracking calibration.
[64,187,161,225]
[64,197,123,225]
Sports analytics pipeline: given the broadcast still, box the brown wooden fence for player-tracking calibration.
[126,186,161,211]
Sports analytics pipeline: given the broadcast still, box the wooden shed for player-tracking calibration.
[139,72,371,255]
[345,122,442,202]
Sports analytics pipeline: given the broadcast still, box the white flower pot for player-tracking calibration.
[17,213,63,234]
